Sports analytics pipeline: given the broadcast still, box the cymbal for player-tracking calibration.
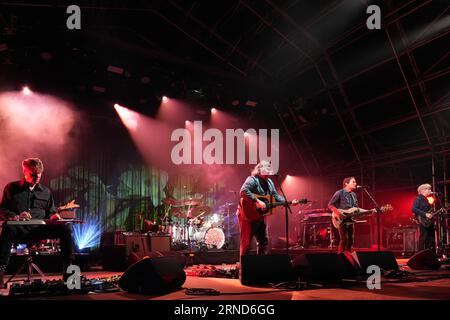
[169,207,185,217]
[182,199,201,206]
[219,202,235,209]
[162,197,180,206]
[163,197,201,207]
[189,206,211,218]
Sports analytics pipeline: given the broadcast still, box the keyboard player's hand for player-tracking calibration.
[18,211,32,221]
[49,213,61,221]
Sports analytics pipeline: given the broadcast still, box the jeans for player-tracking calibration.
[337,223,354,253]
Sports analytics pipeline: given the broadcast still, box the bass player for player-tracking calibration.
[328,177,376,253]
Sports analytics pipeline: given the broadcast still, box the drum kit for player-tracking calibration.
[150,196,234,250]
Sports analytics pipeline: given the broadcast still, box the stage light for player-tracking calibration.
[211,107,217,114]
[114,103,138,131]
[73,218,102,250]
[107,65,124,75]
[244,132,249,137]
[245,100,257,107]
[22,86,32,95]
[162,96,169,103]
[185,120,190,125]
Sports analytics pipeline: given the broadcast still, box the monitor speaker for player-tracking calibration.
[407,249,441,270]
[119,256,186,294]
[292,253,345,282]
[240,254,295,286]
[352,251,399,272]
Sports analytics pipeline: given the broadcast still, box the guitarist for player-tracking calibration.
[411,183,435,251]
[328,177,376,253]
[0,158,75,287]
[237,160,300,257]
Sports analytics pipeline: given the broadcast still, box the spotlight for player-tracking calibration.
[22,86,32,95]
[185,120,190,125]
[244,132,249,137]
[162,96,169,103]
[211,107,217,114]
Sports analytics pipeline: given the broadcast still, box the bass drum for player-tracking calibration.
[203,227,225,249]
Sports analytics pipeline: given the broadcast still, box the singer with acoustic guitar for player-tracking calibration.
[237,160,301,257]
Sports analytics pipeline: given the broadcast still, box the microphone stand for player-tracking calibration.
[274,175,292,255]
[360,187,382,251]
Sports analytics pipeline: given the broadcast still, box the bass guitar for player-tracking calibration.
[332,204,393,228]
[240,193,308,221]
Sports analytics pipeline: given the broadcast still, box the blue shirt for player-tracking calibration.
[328,189,358,210]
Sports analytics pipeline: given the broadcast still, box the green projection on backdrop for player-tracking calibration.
[49,165,219,235]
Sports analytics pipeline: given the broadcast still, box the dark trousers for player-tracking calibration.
[0,224,74,269]
[238,212,268,256]
[419,224,435,251]
[337,223,354,253]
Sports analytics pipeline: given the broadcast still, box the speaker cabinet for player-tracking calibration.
[292,253,345,282]
[240,254,295,286]
[119,256,186,294]
[149,235,171,252]
[352,251,398,272]
[407,249,441,270]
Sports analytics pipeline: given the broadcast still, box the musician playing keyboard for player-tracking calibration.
[0,158,74,286]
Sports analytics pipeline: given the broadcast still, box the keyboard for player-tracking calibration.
[6,219,83,225]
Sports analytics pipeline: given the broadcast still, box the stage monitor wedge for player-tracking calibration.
[292,252,345,283]
[240,254,295,286]
[119,256,186,295]
[407,249,441,270]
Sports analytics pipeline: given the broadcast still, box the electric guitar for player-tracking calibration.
[240,193,308,221]
[416,208,446,228]
[332,204,393,228]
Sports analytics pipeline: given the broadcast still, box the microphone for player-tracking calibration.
[430,192,441,195]
[356,185,368,189]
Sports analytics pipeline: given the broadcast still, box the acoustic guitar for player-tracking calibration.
[240,193,308,221]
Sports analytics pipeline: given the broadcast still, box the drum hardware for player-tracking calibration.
[219,202,235,249]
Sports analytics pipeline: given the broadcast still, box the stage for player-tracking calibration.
[2,258,450,300]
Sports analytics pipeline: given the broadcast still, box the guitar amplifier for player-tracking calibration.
[124,233,171,257]
[386,226,419,253]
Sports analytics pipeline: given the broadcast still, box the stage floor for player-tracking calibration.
[2,259,450,300]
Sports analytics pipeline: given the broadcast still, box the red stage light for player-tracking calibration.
[162,96,169,103]
[211,107,217,114]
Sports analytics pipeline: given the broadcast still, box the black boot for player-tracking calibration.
[256,245,267,255]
